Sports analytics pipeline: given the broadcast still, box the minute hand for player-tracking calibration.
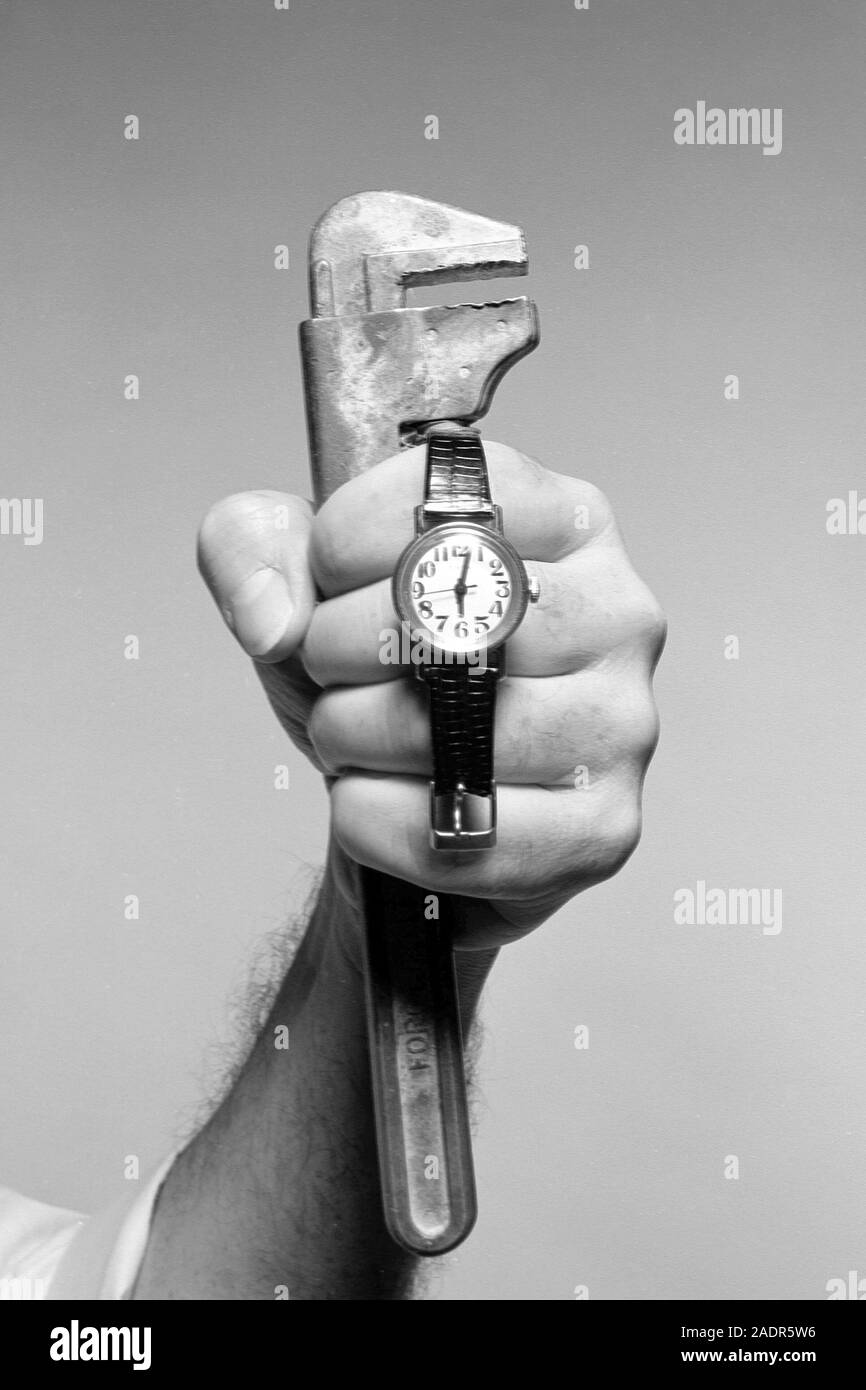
[454,552,472,616]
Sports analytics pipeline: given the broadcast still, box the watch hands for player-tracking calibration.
[455,552,472,617]
[420,584,479,598]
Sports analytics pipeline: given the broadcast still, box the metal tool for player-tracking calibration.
[299,191,539,1254]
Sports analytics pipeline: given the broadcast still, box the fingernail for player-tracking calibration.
[227,569,294,658]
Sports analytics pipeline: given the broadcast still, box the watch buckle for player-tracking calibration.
[429,781,497,851]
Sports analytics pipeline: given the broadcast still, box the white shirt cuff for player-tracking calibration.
[46,1153,177,1300]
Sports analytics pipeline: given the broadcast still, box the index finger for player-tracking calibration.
[310,440,616,598]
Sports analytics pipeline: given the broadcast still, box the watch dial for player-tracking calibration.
[403,528,522,654]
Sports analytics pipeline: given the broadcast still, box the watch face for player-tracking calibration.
[393,522,529,658]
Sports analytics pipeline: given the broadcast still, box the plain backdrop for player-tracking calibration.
[2,0,865,1299]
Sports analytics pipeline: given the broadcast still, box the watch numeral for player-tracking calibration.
[418,600,433,618]
[489,601,504,617]
[419,561,436,578]
[496,584,510,599]
[435,614,448,632]
[454,620,469,639]
[412,581,424,598]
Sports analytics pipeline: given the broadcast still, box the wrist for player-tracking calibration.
[318,836,498,1031]
[318,835,367,977]
[453,946,498,1030]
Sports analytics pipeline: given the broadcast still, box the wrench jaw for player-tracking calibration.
[300,191,540,502]
[308,189,531,317]
[300,297,539,501]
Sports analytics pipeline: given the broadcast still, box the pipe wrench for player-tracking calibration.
[299,191,539,1254]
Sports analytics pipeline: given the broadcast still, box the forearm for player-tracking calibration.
[132,852,495,1300]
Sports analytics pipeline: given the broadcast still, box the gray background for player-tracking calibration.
[2,0,864,1299]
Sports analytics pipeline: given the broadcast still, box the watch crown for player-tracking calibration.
[527,575,541,604]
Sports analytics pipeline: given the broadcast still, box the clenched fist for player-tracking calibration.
[197,442,665,949]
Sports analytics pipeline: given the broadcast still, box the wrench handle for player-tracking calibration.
[360,867,477,1254]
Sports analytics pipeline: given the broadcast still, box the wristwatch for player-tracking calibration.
[392,426,540,851]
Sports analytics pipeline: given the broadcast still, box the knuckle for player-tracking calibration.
[522,789,642,902]
[558,476,615,538]
[483,839,541,904]
[593,794,642,877]
[485,440,546,482]
[503,838,540,898]
[554,676,658,776]
[618,571,667,647]
[506,445,549,484]
[612,688,661,762]
[638,594,668,655]
[575,479,615,533]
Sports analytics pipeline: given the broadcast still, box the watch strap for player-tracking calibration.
[424,660,498,799]
[421,428,499,849]
[423,430,492,513]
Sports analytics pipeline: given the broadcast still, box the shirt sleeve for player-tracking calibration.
[0,1153,177,1301]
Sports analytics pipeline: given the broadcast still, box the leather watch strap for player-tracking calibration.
[424,660,498,798]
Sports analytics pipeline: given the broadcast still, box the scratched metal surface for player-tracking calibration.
[300,191,539,499]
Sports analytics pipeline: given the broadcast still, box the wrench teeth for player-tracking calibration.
[309,191,529,317]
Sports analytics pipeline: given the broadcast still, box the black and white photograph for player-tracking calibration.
[1,0,864,1350]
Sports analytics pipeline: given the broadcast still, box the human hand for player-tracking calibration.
[197,442,665,948]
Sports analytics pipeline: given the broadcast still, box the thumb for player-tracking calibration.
[197,490,316,663]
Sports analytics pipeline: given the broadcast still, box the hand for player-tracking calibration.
[197,442,666,949]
